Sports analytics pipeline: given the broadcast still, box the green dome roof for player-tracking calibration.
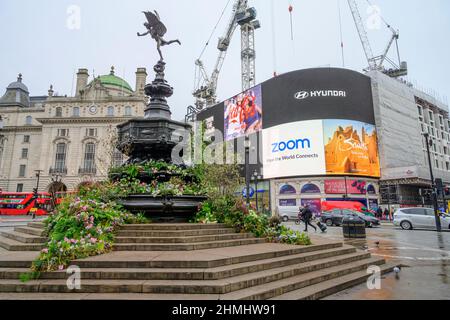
[91,67,133,92]
[97,74,133,92]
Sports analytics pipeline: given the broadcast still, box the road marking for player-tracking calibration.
[370,253,450,262]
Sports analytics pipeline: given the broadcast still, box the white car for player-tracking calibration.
[278,206,300,222]
[393,207,450,230]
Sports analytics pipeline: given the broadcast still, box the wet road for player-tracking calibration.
[287,222,450,300]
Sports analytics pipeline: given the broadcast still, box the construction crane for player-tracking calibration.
[192,0,260,111]
[347,0,407,78]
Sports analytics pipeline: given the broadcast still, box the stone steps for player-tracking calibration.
[116,228,236,238]
[120,224,229,230]
[73,243,344,269]
[0,252,376,294]
[114,232,255,244]
[27,222,45,229]
[14,226,46,237]
[0,236,45,252]
[220,257,386,300]
[269,263,397,300]
[0,231,46,244]
[113,237,267,251]
[0,246,357,281]
[0,221,47,252]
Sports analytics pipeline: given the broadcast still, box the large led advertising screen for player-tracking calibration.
[224,84,263,141]
[196,68,379,179]
[262,119,381,179]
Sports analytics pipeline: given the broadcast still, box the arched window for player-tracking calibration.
[367,184,376,195]
[301,183,321,194]
[279,184,297,195]
[73,107,80,117]
[107,106,114,116]
[125,106,132,116]
[25,116,32,125]
[55,107,63,117]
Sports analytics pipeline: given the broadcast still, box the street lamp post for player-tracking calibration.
[32,170,43,219]
[423,132,442,232]
[251,170,262,211]
[244,135,250,206]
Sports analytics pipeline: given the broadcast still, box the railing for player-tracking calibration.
[78,167,97,175]
[49,167,67,175]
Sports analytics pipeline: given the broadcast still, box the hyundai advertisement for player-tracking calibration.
[196,68,379,179]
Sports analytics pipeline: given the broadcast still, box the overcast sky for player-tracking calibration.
[1,0,449,121]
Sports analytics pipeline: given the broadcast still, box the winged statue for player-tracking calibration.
[137,10,181,61]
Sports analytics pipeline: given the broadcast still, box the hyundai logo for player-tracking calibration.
[294,91,310,100]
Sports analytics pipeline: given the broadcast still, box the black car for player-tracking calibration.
[320,209,380,228]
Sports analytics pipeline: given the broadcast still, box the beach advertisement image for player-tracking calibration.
[224,84,263,141]
[323,119,380,178]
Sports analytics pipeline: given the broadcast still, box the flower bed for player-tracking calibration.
[192,196,312,246]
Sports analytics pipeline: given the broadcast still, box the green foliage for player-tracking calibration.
[193,195,311,246]
[31,186,150,273]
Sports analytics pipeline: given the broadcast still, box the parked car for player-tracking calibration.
[320,209,380,228]
[278,206,300,222]
[393,207,450,230]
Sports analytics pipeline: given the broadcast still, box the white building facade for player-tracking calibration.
[0,67,147,192]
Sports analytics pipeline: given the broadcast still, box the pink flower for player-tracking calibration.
[90,238,98,244]
[82,206,88,211]
[58,265,65,271]
[41,248,48,254]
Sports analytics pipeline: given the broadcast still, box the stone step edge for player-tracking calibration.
[269,262,397,300]
[113,233,255,243]
[14,226,46,237]
[74,242,344,269]
[0,246,357,281]
[0,231,46,244]
[119,224,229,230]
[220,257,385,300]
[0,252,373,294]
[112,238,268,251]
[0,236,45,251]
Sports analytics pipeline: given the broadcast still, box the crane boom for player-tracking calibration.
[347,0,407,78]
[347,0,376,70]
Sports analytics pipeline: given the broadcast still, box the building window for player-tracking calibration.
[86,128,97,137]
[417,105,423,117]
[279,184,297,195]
[436,159,439,169]
[125,106,132,116]
[56,107,63,117]
[300,184,321,194]
[113,149,124,167]
[57,129,69,137]
[107,106,114,116]
[25,116,32,125]
[21,148,28,159]
[55,143,67,170]
[73,107,80,117]
[83,143,96,170]
[23,135,30,143]
[19,165,26,177]
[446,162,450,171]
[279,199,297,207]
[16,184,24,192]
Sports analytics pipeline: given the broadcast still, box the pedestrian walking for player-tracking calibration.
[302,205,317,233]
[377,207,383,219]
[384,208,390,221]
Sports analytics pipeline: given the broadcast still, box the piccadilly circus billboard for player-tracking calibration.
[196,68,380,180]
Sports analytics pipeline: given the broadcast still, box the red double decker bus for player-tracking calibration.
[0,192,52,216]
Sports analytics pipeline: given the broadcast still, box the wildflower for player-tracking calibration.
[90,238,98,244]
[41,248,48,254]
[58,265,65,271]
